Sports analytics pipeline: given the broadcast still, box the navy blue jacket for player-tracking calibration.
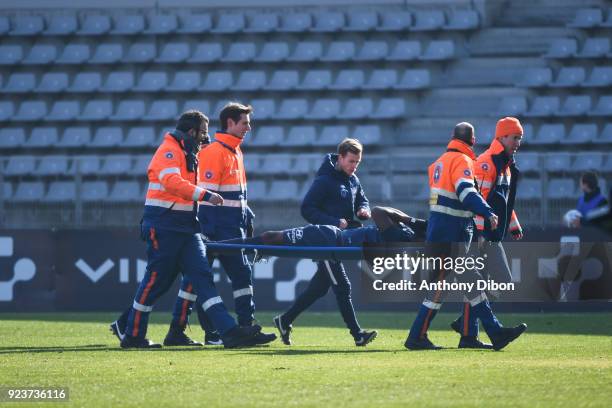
[301,154,370,227]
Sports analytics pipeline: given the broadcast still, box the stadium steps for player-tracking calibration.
[469,28,578,56]
[445,57,548,86]
[497,0,606,27]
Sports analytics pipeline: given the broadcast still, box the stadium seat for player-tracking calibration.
[71,155,101,175]
[29,127,59,147]
[363,69,397,90]
[81,181,109,202]
[518,179,543,200]
[604,152,612,172]
[44,15,77,35]
[0,45,23,65]
[321,41,355,61]
[5,156,36,176]
[533,123,564,144]
[266,180,299,201]
[354,125,382,145]
[233,71,266,91]
[516,67,553,87]
[297,70,331,90]
[77,15,111,35]
[111,15,145,34]
[108,181,142,202]
[547,178,575,199]
[68,72,101,92]
[123,42,156,63]
[549,67,586,87]
[342,98,374,119]
[36,72,69,93]
[143,100,178,121]
[100,155,132,175]
[514,152,539,172]
[92,127,123,147]
[557,95,591,116]
[492,95,528,117]
[77,99,113,121]
[589,95,612,116]
[249,99,275,120]
[394,69,431,90]
[412,10,445,31]
[14,100,46,121]
[245,13,278,32]
[255,42,289,62]
[242,154,261,174]
[544,152,572,172]
[47,100,80,121]
[370,98,405,119]
[101,71,134,92]
[543,38,577,58]
[377,11,412,31]
[144,15,178,34]
[4,73,36,93]
[306,99,341,120]
[46,181,76,202]
[444,10,479,30]
[420,40,455,60]
[23,44,58,65]
[288,41,323,61]
[166,71,201,91]
[573,152,603,171]
[133,71,168,92]
[58,127,91,147]
[131,155,151,175]
[583,67,612,87]
[562,123,597,144]
[222,42,256,62]
[277,99,308,120]
[330,69,364,90]
[211,13,245,33]
[0,128,25,148]
[182,99,211,116]
[278,12,311,32]
[90,43,123,64]
[567,8,603,28]
[601,9,612,27]
[345,10,378,31]
[155,42,190,63]
[318,125,349,146]
[386,40,421,61]
[13,181,45,202]
[251,126,283,146]
[354,41,389,61]
[10,16,43,36]
[188,43,222,62]
[110,100,145,120]
[0,16,7,35]
[35,155,69,175]
[56,43,90,64]
[596,124,612,144]
[576,37,610,58]
[177,14,212,33]
[124,127,155,147]
[200,71,233,92]
[247,180,266,200]
[311,11,344,32]
[524,96,560,117]
[286,126,316,146]
[267,70,299,91]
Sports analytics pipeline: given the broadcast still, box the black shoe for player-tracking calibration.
[222,325,261,349]
[450,318,461,335]
[458,336,493,349]
[253,330,277,345]
[490,323,527,351]
[204,331,224,346]
[404,335,442,350]
[163,329,203,347]
[120,336,162,349]
[355,330,378,346]
[273,315,292,345]
[110,320,125,342]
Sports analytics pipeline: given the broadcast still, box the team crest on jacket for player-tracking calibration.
[433,163,442,182]
[205,171,213,179]
[165,152,174,159]
[464,169,471,177]
[481,163,489,171]
[340,186,349,198]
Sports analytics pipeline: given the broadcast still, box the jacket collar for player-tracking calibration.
[446,139,476,160]
[488,138,512,165]
[214,132,243,149]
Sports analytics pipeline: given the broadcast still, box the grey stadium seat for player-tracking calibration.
[567,8,603,28]
[543,38,577,58]
[108,181,142,202]
[386,40,421,61]
[544,152,572,171]
[492,96,528,117]
[46,181,76,202]
[68,72,102,92]
[342,98,374,119]
[14,182,45,202]
[354,125,382,145]
[557,95,592,116]
[200,71,233,92]
[0,16,7,35]
[311,11,345,32]
[188,43,222,63]
[583,67,612,87]
[370,98,405,119]
[245,13,278,33]
[288,42,323,61]
[267,70,299,91]
[133,71,168,92]
[562,123,597,144]
[81,181,109,202]
[155,42,190,63]
[44,15,77,35]
[589,95,612,116]
[166,71,201,91]
[4,73,36,93]
[306,99,341,120]
[0,128,25,148]
[101,71,134,92]
[5,156,36,176]
[267,181,299,201]
[286,126,316,146]
[377,11,412,31]
[23,44,58,65]
[444,10,479,30]
[144,15,178,34]
[354,41,389,61]
[247,181,266,200]
[10,16,44,36]
[516,67,553,87]
[318,125,349,146]
[92,127,123,147]
[143,100,178,121]
[131,155,151,175]
[14,100,47,121]
[36,72,69,93]
[47,100,80,121]
[56,43,90,64]
[345,10,378,31]
[576,38,610,58]
[71,156,101,175]
[330,69,365,90]
[259,155,293,176]
[211,13,245,33]
[518,179,543,200]
[233,71,267,91]
[251,126,283,146]
[77,15,111,35]
[420,40,455,60]
[111,15,145,35]
[321,41,355,61]
[394,69,431,90]
[249,99,276,120]
[412,10,445,31]
[297,70,331,90]
[0,45,23,65]
[182,99,210,116]
[123,42,156,63]
[124,127,155,147]
[221,42,256,62]
[242,154,261,173]
[596,124,612,144]
[514,152,539,172]
[573,152,603,171]
[277,99,308,120]
[178,14,212,33]
[547,178,576,199]
[278,12,311,32]
[58,127,91,147]
[80,100,113,121]
[34,155,69,175]
[29,127,59,147]
[524,96,560,117]
[255,42,289,62]
[533,123,564,144]
[363,69,397,90]
[549,67,586,87]
[100,155,132,175]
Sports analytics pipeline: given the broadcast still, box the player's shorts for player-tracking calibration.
[282,225,342,246]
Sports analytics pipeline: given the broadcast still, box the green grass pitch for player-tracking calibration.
[1,312,610,407]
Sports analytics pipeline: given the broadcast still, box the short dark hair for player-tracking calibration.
[452,122,474,146]
[219,102,253,131]
[176,110,209,133]
[581,171,599,190]
[337,138,363,156]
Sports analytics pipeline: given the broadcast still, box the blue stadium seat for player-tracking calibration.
[35,155,69,175]
[143,100,178,121]
[550,67,586,87]
[444,10,479,30]
[342,98,374,119]
[101,71,134,92]
[14,101,46,121]
[411,10,445,31]
[144,15,178,34]
[267,180,299,201]
[182,99,210,116]
[354,125,382,145]
[233,71,266,91]
[247,180,266,200]
[544,152,572,171]
[222,42,256,62]
[277,99,308,119]
[516,67,553,87]
[243,154,260,173]
[166,71,201,91]
[29,127,59,147]
[23,44,58,65]
[0,16,7,35]
[518,179,543,200]
[354,41,389,61]
[306,99,341,119]
[267,70,299,91]
[245,13,278,32]
[543,38,577,58]
[81,181,109,201]
[386,40,421,61]
[178,14,212,33]
[47,100,80,121]
[321,41,355,61]
[286,126,316,146]
[534,123,564,144]
[259,155,293,176]
[251,126,283,146]
[56,43,90,64]
[0,45,23,65]
[211,13,245,33]
[297,70,331,90]
[77,15,111,35]
[557,95,592,116]
[0,128,25,148]
[108,181,142,202]
[110,100,145,120]
[200,71,233,91]
[44,15,78,35]
[124,127,155,147]
[492,95,527,117]
[394,69,431,90]
[10,16,43,36]
[80,99,112,121]
[377,11,411,31]
[4,73,36,93]
[255,42,289,62]
[92,127,123,147]
[133,71,168,92]
[155,42,190,63]
[420,40,455,60]
[278,12,311,32]
[100,155,132,175]
[583,67,612,87]
[311,11,345,32]
[318,125,349,146]
[36,72,69,93]
[597,124,612,144]
[90,43,124,64]
[124,42,156,62]
[250,99,275,120]
[345,10,378,31]
[363,69,397,90]
[567,8,603,28]
[547,178,575,199]
[13,181,45,202]
[68,72,102,92]
[589,95,612,116]
[46,181,76,202]
[370,98,405,119]
[576,37,610,58]
[524,96,560,117]
[514,152,539,172]
[602,9,612,27]
[111,15,145,34]
[188,42,223,62]
[58,127,91,147]
[71,155,101,175]
[330,69,364,90]
[573,152,603,171]
[5,156,36,176]
[130,156,151,176]
[288,41,323,61]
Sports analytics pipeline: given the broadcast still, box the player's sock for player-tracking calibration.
[408,302,439,340]
[471,299,502,335]
[456,302,479,337]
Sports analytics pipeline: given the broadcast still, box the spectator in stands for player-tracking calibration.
[273,138,378,347]
[566,171,609,228]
